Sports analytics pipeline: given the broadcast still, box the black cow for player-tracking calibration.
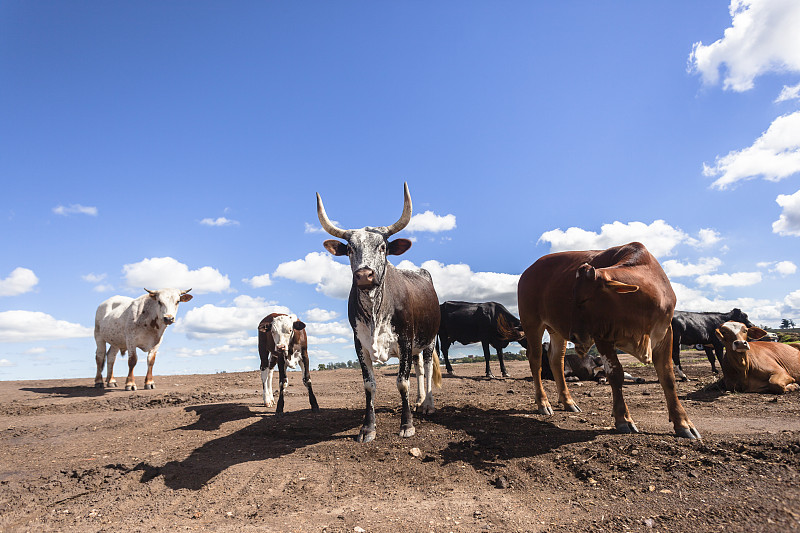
[539,342,645,383]
[437,301,525,378]
[672,308,754,381]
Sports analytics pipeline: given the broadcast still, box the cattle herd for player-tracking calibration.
[92,183,800,443]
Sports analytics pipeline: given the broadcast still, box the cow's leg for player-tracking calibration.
[413,352,426,410]
[300,350,319,412]
[549,333,581,412]
[105,346,119,387]
[397,347,415,438]
[125,346,138,391]
[653,327,701,439]
[497,345,509,378]
[355,338,377,443]
[596,340,636,433]
[707,343,722,374]
[143,349,157,389]
[261,355,277,407]
[524,325,552,415]
[94,338,107,388]
[440,336,454,375]
[419,344,437,414]
[767,373,796,394]
[482,340,495,378]
[671,333,688,381]
[275,355,288,417]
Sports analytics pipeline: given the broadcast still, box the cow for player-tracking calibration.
[715,322,800,394]
[539,342,644,383]
[94,288,193,391]
[671,309,754,381]
[517,242,700,439]
[258,312,319,415]
[437,301,526,378]
[317,182,442,443]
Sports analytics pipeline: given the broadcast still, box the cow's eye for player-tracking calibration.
[379,243,386,252]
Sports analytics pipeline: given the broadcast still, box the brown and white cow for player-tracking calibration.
[94,288,193,391]
[517,242,700,439]
[258,312,319,415]
[317,182,442,443]
[715,321,800,394]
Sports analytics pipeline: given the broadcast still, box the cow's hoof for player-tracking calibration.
[615,421,640,434]
[108,382,118,388]
[711,369,719,374]
[501,372,510,378]
[417,402,435,415]
[356,427,376,443]
[399,425,416,438]
[564,403,582,413]
[311,406,320,413]
[485,373,496,379]
[537,404,554,416]
[275,410,284,418]
[446,370,455,376]
[125,384,136,391]
[264,402,274,408]
[675,426,702,439]
[144,383,155,390]
[94,382,104,389]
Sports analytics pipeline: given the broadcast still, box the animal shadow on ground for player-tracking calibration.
[432,405,603,468]
[20,386,109,399]
[135,406,359,490]
[685,379,728,402]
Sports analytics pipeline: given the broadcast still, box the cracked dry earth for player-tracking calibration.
[1,351,800,532]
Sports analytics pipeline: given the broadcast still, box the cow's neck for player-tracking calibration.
[353,265,396,329]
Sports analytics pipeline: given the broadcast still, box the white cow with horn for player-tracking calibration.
[94,288,193,390]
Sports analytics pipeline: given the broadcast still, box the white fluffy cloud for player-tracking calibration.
[304,308,340,322]
[703,112,800,190]
[273,252,351,299]
[0,311,93,342]
[671,282,782,322]
[53,204,97,216]
[405,211,457,233]
[772,261,797,275]
[776,82,800,102]
[785,289,800,309]
[176,295,291,340]
[306,320,351,337]
[773,188,800,236]
[200,217,239,227]
[0,268,39,297]
[695,271,762,288]
[242,273,272,288]
[0,359,13,367]
[538,220,717,258]
[663,257,722,278]
[123,257,230,294]
[689,0,800,92]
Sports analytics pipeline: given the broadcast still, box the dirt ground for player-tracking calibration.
[1,350,800,532]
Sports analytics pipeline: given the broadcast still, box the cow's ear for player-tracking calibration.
[747,326,768,341]
[323,240,348,256]
[387,238,412,256]
[606,280,639,294]
[180,293,193,303]
[576,264,596,281]
[293,320,306,331]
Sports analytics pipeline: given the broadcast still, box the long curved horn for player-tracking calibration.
[181,288,192,295]
[144,288,157,296]
[380,182,412,237]
[316,192,348,238]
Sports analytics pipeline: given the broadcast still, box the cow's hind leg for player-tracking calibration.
[275,356,288,417]
[549,334,581,412]
[300,350,320,412]
[524,324,553,415]
[417,344,437,414]
[413,352,426,411]
[105,346,119,387]
[671,333,688,381]
[439,336,454,375]
[704,345,719,374]
[482,340,495,378]
[654,328,701,439]
[497,346,509,378]
[397,348,415,438]
[125,346,138,391]
[597,341,637,433]
[261,356,277,407]
[94,339,107,388]
[144,349,157,389]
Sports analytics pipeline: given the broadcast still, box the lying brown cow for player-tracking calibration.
[715,322,800,394]
[518,241,700,439]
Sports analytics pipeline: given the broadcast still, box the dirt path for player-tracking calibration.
[1,352,799,532]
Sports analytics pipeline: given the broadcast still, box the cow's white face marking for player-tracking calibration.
[356,317,399,364]
[347,229,389,284]
[720,321,750,352]
[270,314,297,352]
[148,288,191,326]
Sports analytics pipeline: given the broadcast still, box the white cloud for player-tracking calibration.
[309,349,339,362]
[687,228,722,248]
[306,320,351,337]
[23,347,47,355]
[53,204,98,216]
[785,289,800,309]
[92,284,114,293]
[663,257,722,278]
[305,221,340,234]
[304,308,340,322]
[273,252,351,299]
[82,273,106,283]
[242,273,272,288]
[176,295,290,340]
[0,267,39,297]
[671,282,781,323]
[0,311,93,342]
[307,335,349,345]
[0,359,14,367]
[776,82,800,102]
[773,188,800,236]
[200,217,239,227]
[538,220,716,258]
[689,0,800,92]
[405,211,457,233]
[772,260,797,275]
[695,271,762,288]
[122,257,230,294]
[703,112,800,189]
[397,259,519,311]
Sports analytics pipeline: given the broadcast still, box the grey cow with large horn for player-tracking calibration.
[317,182,442,442]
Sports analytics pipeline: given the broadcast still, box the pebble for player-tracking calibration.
[409,447,422,458]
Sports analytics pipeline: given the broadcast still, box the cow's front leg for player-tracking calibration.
[497,346,509,378]
[439,336,454,375]
[106,347,119,388]
[143,349,157,389]
[275,355,288,417]
[260,356,276,407]
[125,346,138,391]
[597,341,636,433]
[482,340,495,378]
[671,333,688,381]
[300,351,320,412]
[355,338,377,443]
[94,340,107,388]
[653,328,700,439]
[707,345,721,374]
[397,346,415,438]
[549,334,581,412]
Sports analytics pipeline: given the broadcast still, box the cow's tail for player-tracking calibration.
[432,347,442,389]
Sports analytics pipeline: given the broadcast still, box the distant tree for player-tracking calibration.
[318,363,326,371]
[780,318,796,329]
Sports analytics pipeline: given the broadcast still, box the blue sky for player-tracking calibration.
[2,1,800,380]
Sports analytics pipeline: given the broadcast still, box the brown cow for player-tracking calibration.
[517,242,700,439]
[715,321,800,394]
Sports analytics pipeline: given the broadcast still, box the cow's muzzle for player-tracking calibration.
[732,340,750,352]
[354,268,376,289]
[163,316,175,325]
